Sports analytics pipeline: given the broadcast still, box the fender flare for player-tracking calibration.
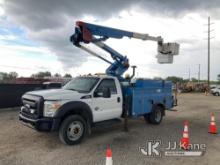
[55,101,93,125]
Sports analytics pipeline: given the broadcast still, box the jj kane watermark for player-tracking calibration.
[139,140,206,157]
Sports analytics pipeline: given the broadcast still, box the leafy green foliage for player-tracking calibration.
[31,71,51,78]
[0,72,18,83]
[64,74,72,78]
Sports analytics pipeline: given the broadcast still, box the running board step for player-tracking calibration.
[92,119,122,128]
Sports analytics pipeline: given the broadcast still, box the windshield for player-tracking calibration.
[63,77,99,93]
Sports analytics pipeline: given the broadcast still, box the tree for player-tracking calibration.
[0,72,8,83]
[64,73,72,78]
[54,73,61,77]
[8,72,18,79]
[218,74,220,82]
[166,76,184,84]
[191,77,198,82]
[0,72,18,83]
[31,71,51,78]
[153,77,163,80]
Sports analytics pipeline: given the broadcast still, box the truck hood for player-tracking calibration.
[26,89,84,100]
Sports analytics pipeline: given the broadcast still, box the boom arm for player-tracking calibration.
[70,21,179,79]
[72,21,164,43]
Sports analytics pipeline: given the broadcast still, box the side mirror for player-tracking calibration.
[102,88,111,98]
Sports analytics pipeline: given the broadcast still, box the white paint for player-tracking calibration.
[91,77,122,122]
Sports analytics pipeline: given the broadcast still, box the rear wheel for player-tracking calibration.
[144,105,163,125]
[59,115,87,145]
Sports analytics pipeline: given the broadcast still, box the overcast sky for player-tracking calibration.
[0,0,220,80]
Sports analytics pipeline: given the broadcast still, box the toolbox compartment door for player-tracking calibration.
[131,89,152,116]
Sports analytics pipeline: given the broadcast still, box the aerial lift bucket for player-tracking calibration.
[157,43,179,64]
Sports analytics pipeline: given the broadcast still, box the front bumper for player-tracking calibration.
[19,113,60,132]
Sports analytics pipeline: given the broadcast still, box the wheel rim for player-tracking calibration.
[155,109,162,122]
[67,121,84,141]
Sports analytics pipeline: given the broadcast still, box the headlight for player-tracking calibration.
[43,101,62,117]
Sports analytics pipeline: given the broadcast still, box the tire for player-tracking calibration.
[144,105,163,125]
[215,92,220,96]
[144,114,152,124]
[59,115,87,145]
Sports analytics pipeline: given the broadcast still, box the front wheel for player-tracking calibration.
[59,115,87,145]
[144,105,164,125]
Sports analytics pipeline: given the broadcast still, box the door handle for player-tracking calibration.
[117,97,121,103]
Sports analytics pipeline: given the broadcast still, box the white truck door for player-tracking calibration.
[92,78,122,122]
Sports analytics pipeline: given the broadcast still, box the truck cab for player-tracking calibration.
[19,75,123,144]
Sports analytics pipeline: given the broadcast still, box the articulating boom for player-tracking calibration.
[70,21,179,79]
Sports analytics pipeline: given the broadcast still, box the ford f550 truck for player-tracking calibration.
[19,21,179,145]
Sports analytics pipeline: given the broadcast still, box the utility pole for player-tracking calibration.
[198,64,200,84]
[206,16,214,91]
[207,16,210,90]
[188,67,191,81]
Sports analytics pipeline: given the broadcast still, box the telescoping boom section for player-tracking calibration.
[70,21,179,79]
